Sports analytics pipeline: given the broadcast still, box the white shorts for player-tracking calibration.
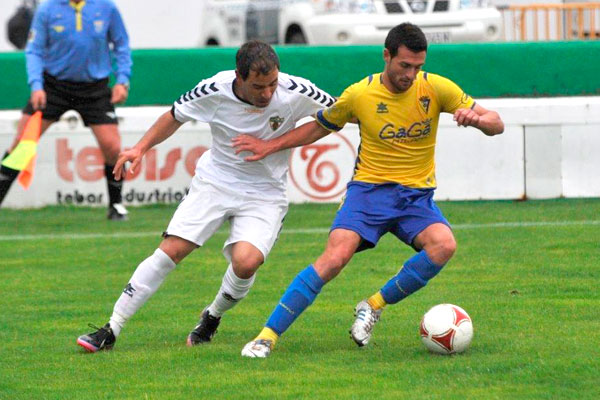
[165,176,288,262]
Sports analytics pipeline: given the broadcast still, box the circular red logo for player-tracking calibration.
[289,132,357,201]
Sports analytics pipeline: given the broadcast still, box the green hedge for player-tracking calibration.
[1,41,599,110]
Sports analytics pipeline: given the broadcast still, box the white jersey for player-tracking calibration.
[172,70,335,200]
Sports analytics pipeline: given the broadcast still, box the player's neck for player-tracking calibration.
[381,71,409,95]
[232,79,252,106]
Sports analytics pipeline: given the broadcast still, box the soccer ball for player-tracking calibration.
[420,304,473,355]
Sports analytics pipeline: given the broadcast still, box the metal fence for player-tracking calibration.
[500,2,600,41]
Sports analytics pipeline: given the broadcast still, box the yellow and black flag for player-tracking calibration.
[1,111,42,189]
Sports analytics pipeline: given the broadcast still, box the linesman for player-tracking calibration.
[0,0,132,220]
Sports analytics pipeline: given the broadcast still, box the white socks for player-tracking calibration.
[207,264,256,317]
[109,248,176,336]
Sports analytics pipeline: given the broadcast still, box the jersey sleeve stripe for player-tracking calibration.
[175,80,220,105]
[316,109,343,131]
[288,79,298,90]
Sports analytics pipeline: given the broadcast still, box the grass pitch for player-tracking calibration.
[1,199,599,399]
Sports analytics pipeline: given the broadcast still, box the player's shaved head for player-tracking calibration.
[236,40,280,80]
[385,23,428,58]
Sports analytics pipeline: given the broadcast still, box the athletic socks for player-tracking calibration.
[0,151,19,206]
[207,264,256,317]
[255,327,280,348]
[367,292,387,311]
[379,250,444,305]
[105,164,123,206]
[262,264,325,337]
[109,248,176,336]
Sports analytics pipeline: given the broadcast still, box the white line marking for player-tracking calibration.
[0,220,598,242]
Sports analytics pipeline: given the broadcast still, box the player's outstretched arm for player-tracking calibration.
[453,104,504,136]
[113,110,183,180]
[232,120,330,161]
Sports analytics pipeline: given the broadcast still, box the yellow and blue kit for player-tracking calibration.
[316,71,475,189]
[25,0,131,91]
[259,72,478,341]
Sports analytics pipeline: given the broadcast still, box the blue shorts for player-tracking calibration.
[331,181,450,252]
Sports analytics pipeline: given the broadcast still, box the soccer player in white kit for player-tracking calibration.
[76,41,336,352]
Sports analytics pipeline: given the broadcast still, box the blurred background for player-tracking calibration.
[1,0,599,51]
[1,0,598,208]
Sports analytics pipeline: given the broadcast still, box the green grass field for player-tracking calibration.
[1,199,599,399]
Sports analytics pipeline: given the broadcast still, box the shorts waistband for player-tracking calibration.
[43,72,109,87]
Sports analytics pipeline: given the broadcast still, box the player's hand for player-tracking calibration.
[111,84,129,104]
[30,90,47,110]
[453,108,480,128]
[113,147,142,181]
[231,134,270,161]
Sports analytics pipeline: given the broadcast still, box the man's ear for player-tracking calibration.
[383,48,391,64]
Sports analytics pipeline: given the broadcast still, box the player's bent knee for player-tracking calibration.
[434,237,457,265]
[231,258,263,277]
[159,236,196,264]
[443,237,457,257]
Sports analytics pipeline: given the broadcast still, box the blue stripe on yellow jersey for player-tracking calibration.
[316,71,475,188]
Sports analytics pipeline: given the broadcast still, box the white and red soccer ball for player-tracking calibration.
[420,304,473,354]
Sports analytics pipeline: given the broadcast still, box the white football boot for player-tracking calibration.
[350,300,382,347]
[241,339,273,358]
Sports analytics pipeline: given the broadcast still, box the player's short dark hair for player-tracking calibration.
[236,40,280,80]
[385,23,428,57]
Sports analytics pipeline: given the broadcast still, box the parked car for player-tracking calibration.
[199,0,503,46]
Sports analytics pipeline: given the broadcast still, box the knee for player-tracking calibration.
[104,145,121,163]
[231,254,263,278]
[159,237,196,265]
[435,236,457,265]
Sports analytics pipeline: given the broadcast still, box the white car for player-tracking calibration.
[199,0,503,46]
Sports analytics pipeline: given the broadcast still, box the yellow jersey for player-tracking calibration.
[316,71,475,188]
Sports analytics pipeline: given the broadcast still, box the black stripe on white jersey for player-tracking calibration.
[287,78,335,107]
[176,81,220,105]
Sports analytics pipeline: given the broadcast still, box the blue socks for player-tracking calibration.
[380,251,444,304]
[265,265,325,336]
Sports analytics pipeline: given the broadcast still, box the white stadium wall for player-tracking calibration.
[1,97,599,208]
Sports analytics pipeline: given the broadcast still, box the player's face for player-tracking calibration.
[236,68,279,108]
[383,45,426,93]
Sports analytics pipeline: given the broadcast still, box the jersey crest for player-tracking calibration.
[419,96,431,113]
[269,116,285,131]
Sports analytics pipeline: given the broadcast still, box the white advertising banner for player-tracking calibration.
[1,97,599,208]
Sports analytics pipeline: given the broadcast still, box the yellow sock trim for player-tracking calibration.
[256,327,279,347]
[367,292,387,310]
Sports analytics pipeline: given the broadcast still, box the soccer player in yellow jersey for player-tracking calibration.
[233,23,504,358]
